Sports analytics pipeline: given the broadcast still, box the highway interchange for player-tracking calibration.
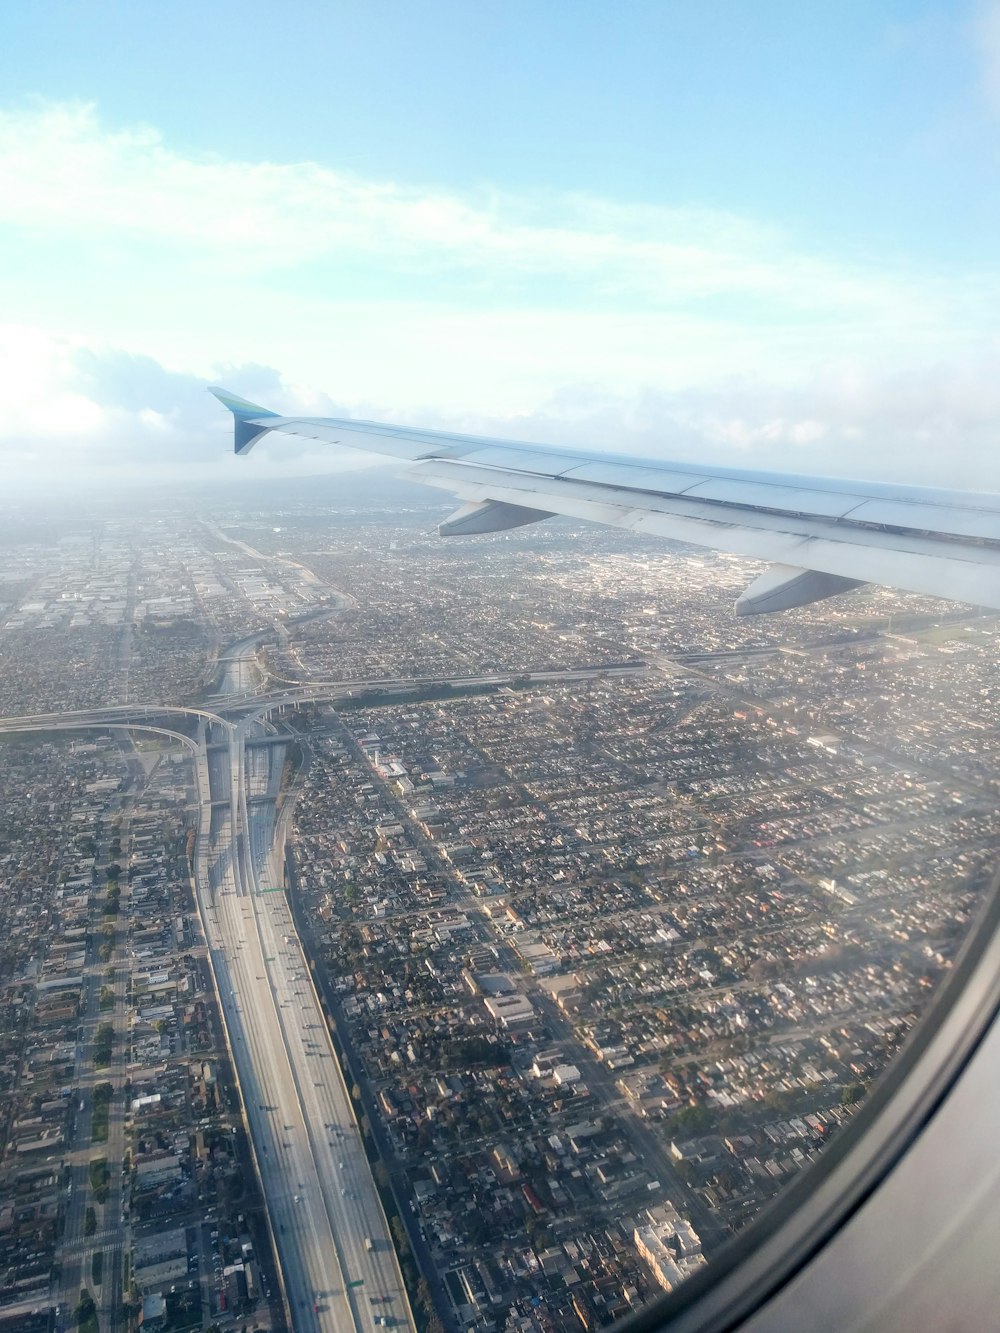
[0,654,643,1333]
[2,678,415,1331]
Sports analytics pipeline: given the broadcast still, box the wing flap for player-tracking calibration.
[438,499,555,536]
[735,566,866,616]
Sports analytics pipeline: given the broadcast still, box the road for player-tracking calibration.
[193,673,414,1333]
[55,775,133,1333]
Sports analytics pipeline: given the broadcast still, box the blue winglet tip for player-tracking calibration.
[209,386,279,454]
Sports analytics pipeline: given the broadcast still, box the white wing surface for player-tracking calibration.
[210,388,1000,615]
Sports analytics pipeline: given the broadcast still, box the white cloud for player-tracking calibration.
[0,101,998,493]
[0,99,952,324]
[513,359,1000,489]
[4,326,1000,496]
[0,327,376,490]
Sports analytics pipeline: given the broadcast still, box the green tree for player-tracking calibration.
[75,1289,97,1333]
[390,1215,411,1257]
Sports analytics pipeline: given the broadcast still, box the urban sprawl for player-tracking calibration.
[0,475,995,1333]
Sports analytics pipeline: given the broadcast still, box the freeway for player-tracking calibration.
[0,664,646,736]
[3,695,413,1332]
[195,703,415,1333]
[0,702,228,732]
[218,661,649,716]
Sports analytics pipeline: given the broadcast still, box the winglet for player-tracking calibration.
[209,386,280,455]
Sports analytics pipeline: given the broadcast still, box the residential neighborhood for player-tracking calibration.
[0,481,996,1333]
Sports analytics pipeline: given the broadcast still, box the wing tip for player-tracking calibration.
[209,385,279,455]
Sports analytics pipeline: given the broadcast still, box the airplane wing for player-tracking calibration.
[210,387,1000,615]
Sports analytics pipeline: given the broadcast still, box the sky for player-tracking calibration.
[2,0,1000,493]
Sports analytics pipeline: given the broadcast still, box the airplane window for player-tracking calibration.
[2,5,997,1332]
[0,496,995,1333]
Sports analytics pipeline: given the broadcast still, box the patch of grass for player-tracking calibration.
[88,1157,109,1204]
[90,1083,112,1143]
[93,1023,113,1067]
[91,1251,103,1286]
[84,1207,97,1237]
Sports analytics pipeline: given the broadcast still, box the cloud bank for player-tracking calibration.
[1,101,999,493]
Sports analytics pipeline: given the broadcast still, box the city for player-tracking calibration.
[0,474,995,1333]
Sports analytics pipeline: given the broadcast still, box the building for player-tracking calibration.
[633,1203,707,1293]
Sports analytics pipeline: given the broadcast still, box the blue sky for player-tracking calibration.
[2,0,1000,489]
